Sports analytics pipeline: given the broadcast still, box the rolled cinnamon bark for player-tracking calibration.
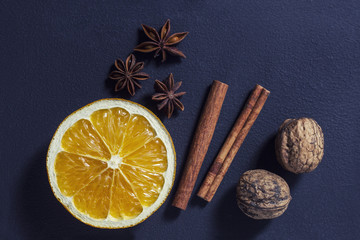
[197,84,264,199]
[172,80,228,210]
[199,87,270,201]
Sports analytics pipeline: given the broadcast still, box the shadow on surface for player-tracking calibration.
[162,84,212,219]
[139,94,166,122]
[189,194,208,208]
[192,87,256,207]
[214,186,270,240]
[254,134,302,188]
[162,202,182,222]
[213,133,301,239]
[15,146,135,240]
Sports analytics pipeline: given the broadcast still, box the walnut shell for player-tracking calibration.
[236,169,291,219]
[275,118,324,174]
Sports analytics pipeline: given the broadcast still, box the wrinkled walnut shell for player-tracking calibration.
[236,169,291,219]
[275,118,324,174]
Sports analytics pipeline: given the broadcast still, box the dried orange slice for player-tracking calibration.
[47,99,175,228]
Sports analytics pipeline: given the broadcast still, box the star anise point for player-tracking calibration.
[152,73,186,118]
[134,20,188,62]
[108,54,149,96]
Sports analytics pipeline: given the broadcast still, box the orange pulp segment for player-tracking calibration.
[54,107,167,220]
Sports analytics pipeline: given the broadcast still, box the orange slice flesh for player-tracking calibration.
[73,168,114,219]
[54,152,108,196]
[53,107,168,222]
[121,164,164,207]
[122,138,168,172]
[120,115,156,157]
[109,169,143,219]
[90,108,130,155]
[61,119,111,161]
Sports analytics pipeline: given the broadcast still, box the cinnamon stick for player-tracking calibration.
[197,84,264,199]
[172,80,228,210]
[198,86,270,202]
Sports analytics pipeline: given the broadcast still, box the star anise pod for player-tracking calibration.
[134,19,189,62]
[108,54,149,96]
[152,73,186,118]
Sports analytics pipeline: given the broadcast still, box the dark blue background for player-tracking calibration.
[1,0,360,239]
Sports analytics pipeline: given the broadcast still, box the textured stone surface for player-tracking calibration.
[237,169,291,219]
[1,0,360,239]
[276,118,324,173]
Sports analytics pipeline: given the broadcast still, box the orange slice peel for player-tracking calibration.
[47,99,176,228]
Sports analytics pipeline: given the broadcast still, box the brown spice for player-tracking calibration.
[152,73,186,118]
[237,169,291,219]
[275,118,324,173]
[198,85,270,202]
[134,19,189,62]
[172,80,228,210]
[108,54,149,96]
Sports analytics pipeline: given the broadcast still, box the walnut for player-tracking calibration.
[275,118,324,174]
[236,169,291,219]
